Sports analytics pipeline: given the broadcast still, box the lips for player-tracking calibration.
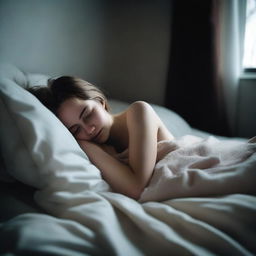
[93,129,102,142]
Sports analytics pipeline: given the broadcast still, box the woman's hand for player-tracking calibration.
[77,140,93,160]
[100,145,129,165]
[77,140,112,158]
[115,149,129,164]
[99,144,117,156]
[78,140,129,164]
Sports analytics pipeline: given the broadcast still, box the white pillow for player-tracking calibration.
[0,76,109,192]
[0,62,27,88]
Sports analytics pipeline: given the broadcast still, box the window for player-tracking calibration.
[243,0,256,70]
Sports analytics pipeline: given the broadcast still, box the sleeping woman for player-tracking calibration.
[28,76,174,199]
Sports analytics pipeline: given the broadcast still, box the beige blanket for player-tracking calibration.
[139,135,256,202]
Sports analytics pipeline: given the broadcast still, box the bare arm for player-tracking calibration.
[126,101,158,188]
[78,101,159,199]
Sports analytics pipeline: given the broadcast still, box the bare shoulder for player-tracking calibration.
[127,101,156,119]
[127,101,174,141]
[125,101,160,133]
[129,101,151,109]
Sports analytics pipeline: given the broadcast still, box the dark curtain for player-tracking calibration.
[165,0,230,136]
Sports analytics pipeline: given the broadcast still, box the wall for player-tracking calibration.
[1,0,254,137]
[0,0,171,105]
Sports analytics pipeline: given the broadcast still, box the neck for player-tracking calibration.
[107,113,128,152]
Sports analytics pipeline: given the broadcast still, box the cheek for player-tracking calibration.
[76,127,92,141]
[93,110,107,124]
[76,132,88,141]
[99,110,110,124]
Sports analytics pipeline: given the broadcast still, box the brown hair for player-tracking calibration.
[28,76,109,114]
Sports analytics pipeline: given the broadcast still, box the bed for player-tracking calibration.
[0,63,256,256]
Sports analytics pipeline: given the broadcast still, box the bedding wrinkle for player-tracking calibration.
[144,202,247,256]
[99,194,211,255]
[168,195,256,254]
[1,65,256,256]
[36,190,146,256]
[188,156,220,169]
[139,135,256,202]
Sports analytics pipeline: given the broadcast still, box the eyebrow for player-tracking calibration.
[68,106,87,131]
[79,106,87,119]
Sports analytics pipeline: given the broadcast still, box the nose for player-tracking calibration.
[85,124,96,136]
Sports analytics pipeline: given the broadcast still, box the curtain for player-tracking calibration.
[218,0,246,135]
[165,0,246,136]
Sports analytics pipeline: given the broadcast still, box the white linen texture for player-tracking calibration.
[0,73,109,192]
[140,135,256,202]
[1,63,256,256]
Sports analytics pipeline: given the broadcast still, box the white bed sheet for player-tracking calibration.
[0,64,255,256]
[1,135,255,256]
[1,193,255,255]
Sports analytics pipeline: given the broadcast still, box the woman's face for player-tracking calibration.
[57,97,113,143]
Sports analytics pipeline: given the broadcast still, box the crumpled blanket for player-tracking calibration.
[21,135,256,255]
[139,135,256,202]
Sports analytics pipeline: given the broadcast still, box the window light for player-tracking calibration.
[243,0,256,69]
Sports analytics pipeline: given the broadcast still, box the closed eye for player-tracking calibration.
[69,125,80,136]
[82,108,93,121]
